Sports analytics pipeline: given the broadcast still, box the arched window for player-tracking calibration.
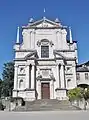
[19,79,24,89]
[41,39,49,58]
[37,39,54,58]
[41,45,49,58]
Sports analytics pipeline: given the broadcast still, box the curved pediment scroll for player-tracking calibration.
[37,39,54,47]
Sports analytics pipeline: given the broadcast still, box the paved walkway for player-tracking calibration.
[0,111,89,120]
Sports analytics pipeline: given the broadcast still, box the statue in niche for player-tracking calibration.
[37,40,41,47]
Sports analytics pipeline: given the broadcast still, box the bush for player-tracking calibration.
[10,97,25,106]
[67,87,83,101]
[0,102,5,110]
[83,88,89,100]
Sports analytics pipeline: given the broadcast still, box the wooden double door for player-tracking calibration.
[41,83,50,99]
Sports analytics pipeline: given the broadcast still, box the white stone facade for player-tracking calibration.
[13,17,78,101]
[76,62,89,87]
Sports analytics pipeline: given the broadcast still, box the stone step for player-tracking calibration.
[15,105,80,111]
[25,99,70,106]
[13,99,81,111]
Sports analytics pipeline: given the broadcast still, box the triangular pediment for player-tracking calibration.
[23,17,62,28]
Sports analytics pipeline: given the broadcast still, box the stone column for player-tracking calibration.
[56,65,60,88]
[56,64,61,88]
[56,31,59,49]
[25,65,30,89]
[37,80,41,99]
[34,65,36,90]
[31,65,35,89]
[31,30,35,49]
[58,64,61,88]
[30,31,32,48]
[50,80,54,99]
[60,65,65,88]
[29,64,32,89]
[56,31,61,49]
[33,31,35,49]
[64,66,66,88]
[14,65,18,90]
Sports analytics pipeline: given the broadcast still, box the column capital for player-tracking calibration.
[60,63,65,66]
[14,65,18,67]
[25,64,30,67]
[31,63,35,66]
[57,63,65,66]
[25,63,35,66]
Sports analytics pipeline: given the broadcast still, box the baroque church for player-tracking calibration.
[13,17,78,101]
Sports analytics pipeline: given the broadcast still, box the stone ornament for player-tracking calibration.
[37,39,54,47]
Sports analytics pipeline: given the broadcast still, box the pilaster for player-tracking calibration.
[56,31,61,49]
[50,80,54,99]
[25,65,30,89]
[37,80,41,99]
[31,30,35,49]
[14,65,18,90]
[31,65,35,89]
[56,64,61,88]
[56,65,60,88]
[33,31,35,49]
[60,64,65,88]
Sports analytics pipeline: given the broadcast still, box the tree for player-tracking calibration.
[68,87,89,110]
[67,87,83,101]
[83,88,89,100]
[2,62,14,97]
[0,79,3,98]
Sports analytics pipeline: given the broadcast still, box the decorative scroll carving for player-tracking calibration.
[49,71,55,80]
[37,39,54,47]
[49,40,54,47]
[37,71,42,79]
[37,40,41,47]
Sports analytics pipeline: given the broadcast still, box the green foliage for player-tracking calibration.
[0,62,14,97]
[82,87,89,100]
[68,87,83,101]
[68,87,89,101]
[0,79,3,98]
[0,102,5,110]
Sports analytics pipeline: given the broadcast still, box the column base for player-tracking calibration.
[13,89,18,97]
[55,88,68,100]
[24,89,36,101]
[13,89,36,101]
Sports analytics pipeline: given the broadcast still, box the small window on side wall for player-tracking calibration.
[77,73,80,80]
[85,73,88,80]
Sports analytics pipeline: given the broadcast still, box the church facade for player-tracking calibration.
[13,17,78,101]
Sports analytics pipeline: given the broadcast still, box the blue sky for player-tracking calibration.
[0,0,89,78]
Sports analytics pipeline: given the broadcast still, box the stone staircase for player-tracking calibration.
[13,99,81,111]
